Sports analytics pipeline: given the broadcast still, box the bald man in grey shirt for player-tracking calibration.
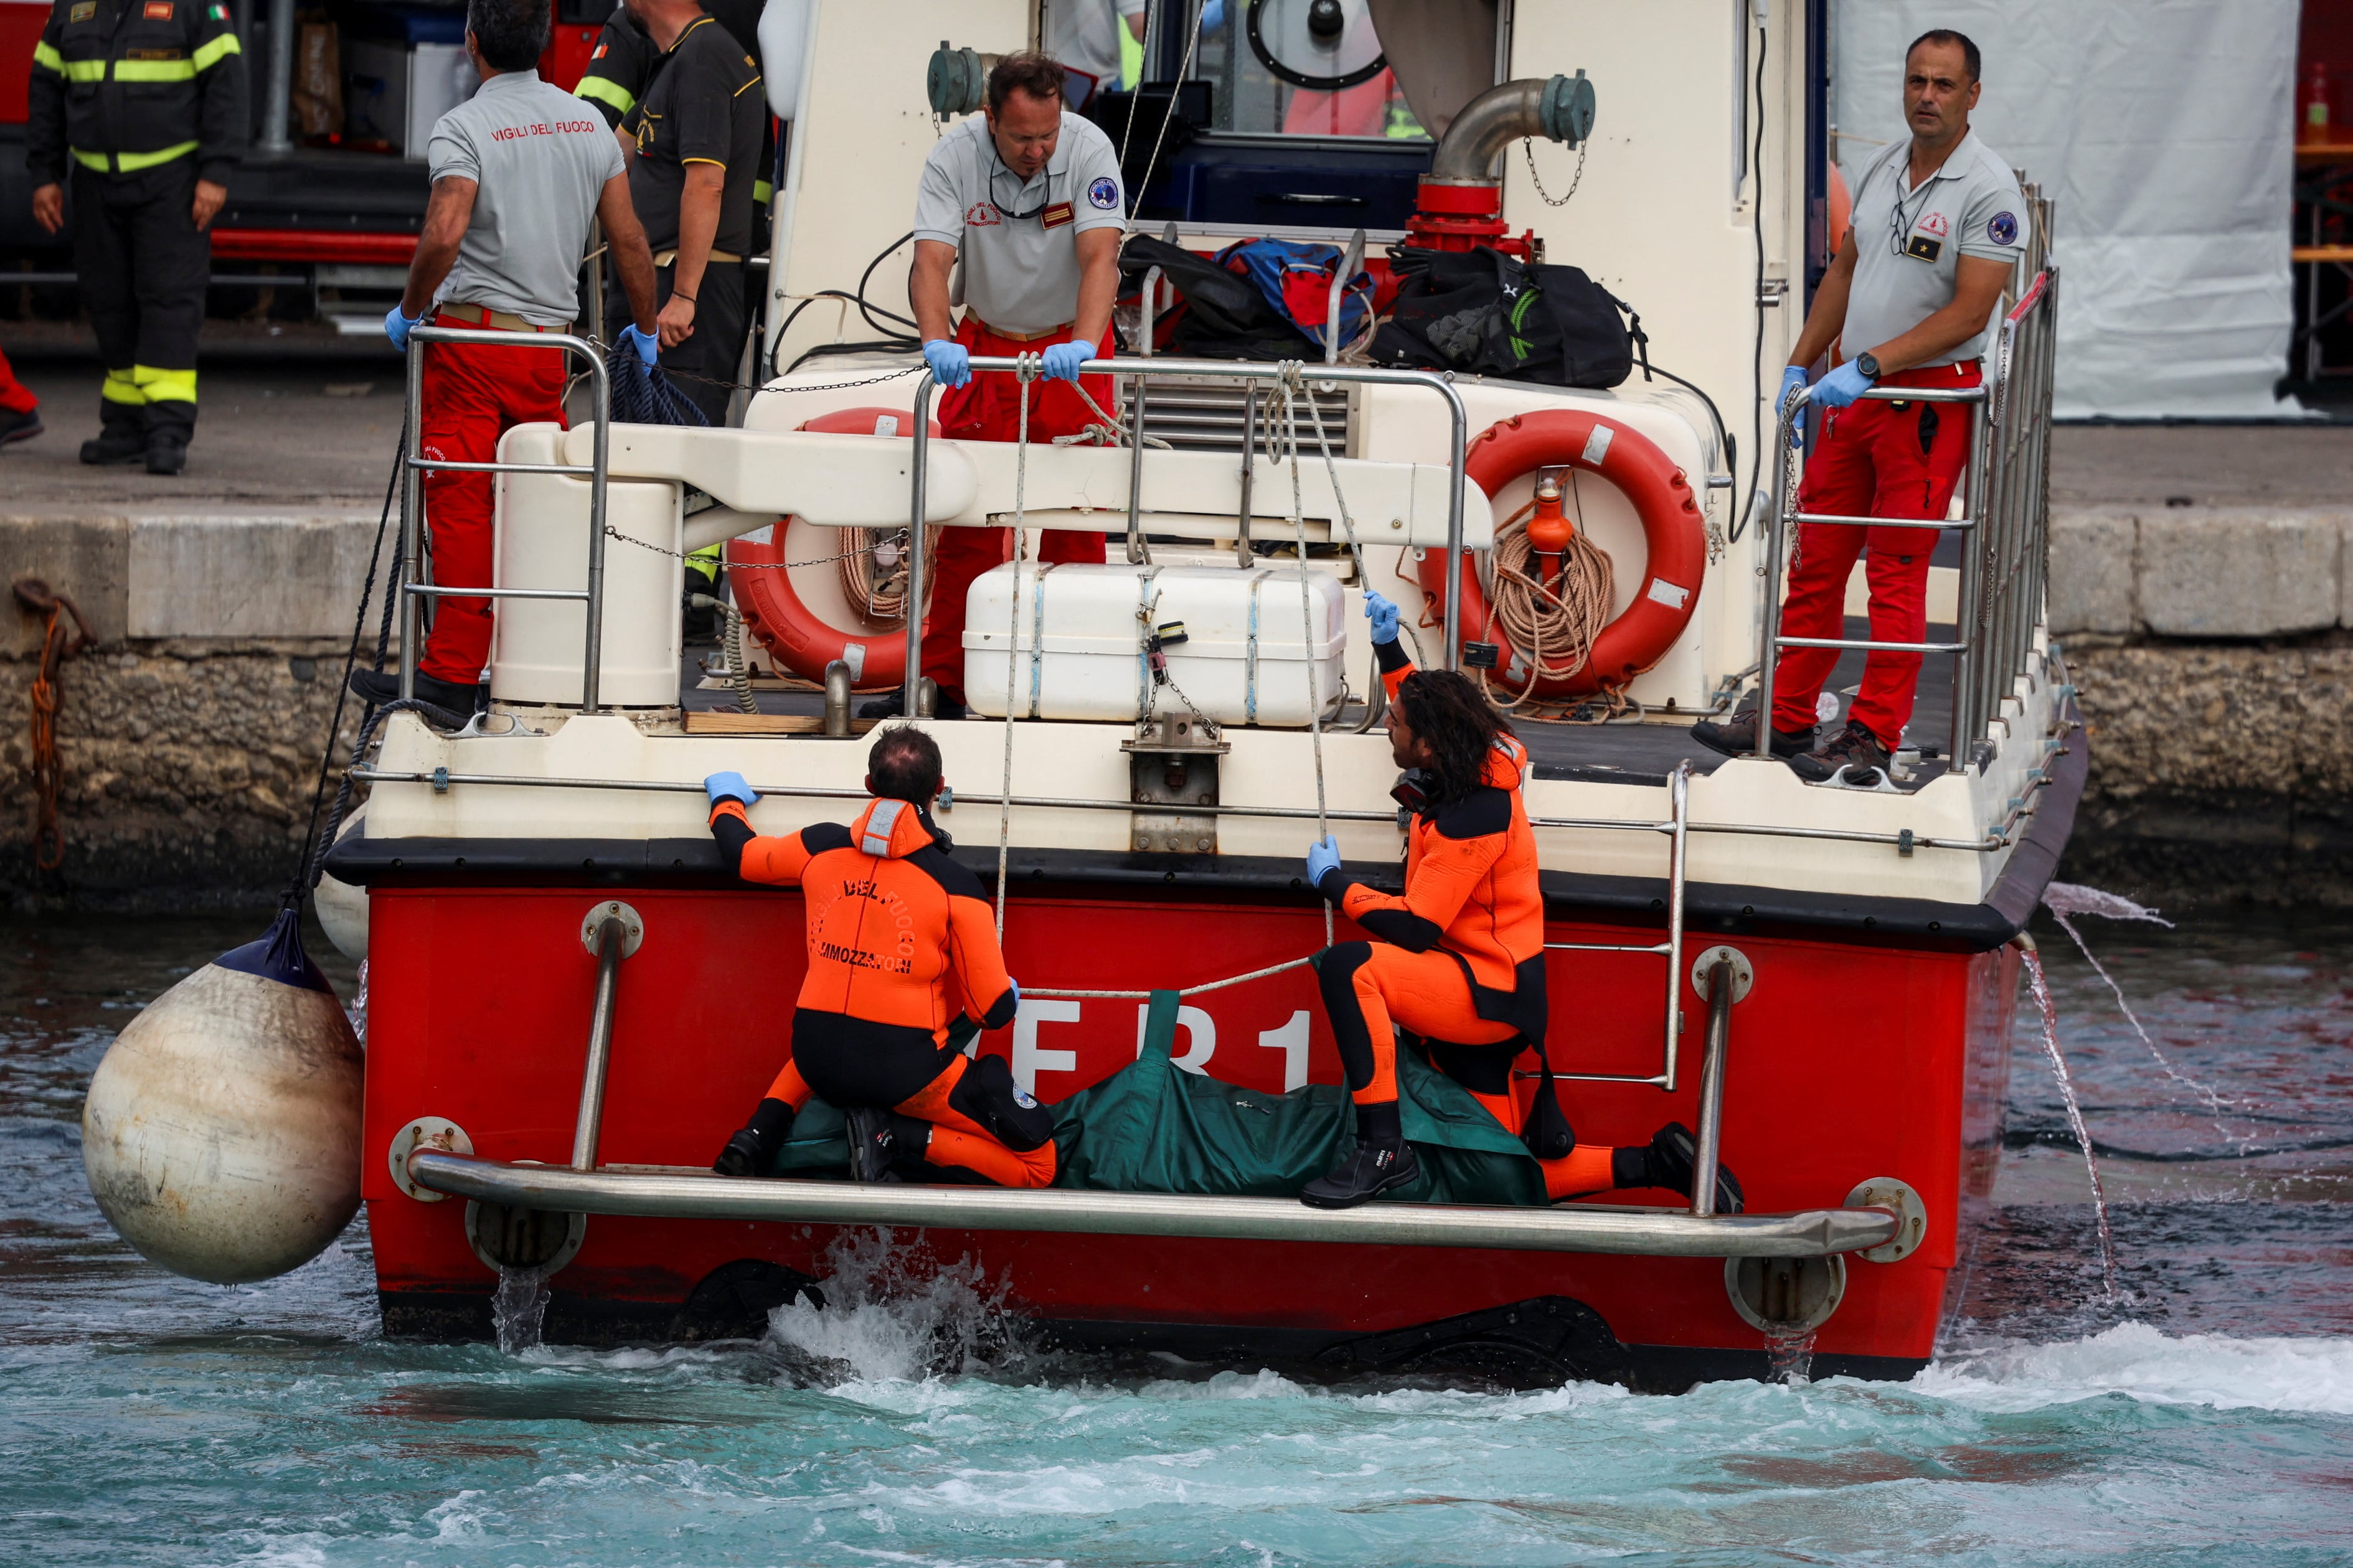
[354,0,659,715]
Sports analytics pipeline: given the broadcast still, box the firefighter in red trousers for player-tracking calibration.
[1694,29,2024,781]
[347,0,661,715]
[1299,589,1747,1212]
[862,49,1129,721]
[704,725,1059,1187]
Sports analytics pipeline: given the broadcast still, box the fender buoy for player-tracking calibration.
[728,405,941,688]
[1417,409,1705,698]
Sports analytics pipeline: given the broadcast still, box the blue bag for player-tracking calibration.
[1214,238,1374,351]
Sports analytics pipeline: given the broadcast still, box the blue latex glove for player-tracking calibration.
[1305,833,1342,888]
[1778,365,1810,448]
[1810,358,1877,411]
[618,323,658,367]
[1009,978,1022,1007]
[923,338,971,388]
[1364,589,1401,645]
[383,305,426,351]
[704,770,757,810]
[1040,338,1095,382]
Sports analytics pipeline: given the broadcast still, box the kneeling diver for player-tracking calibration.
[1298,591,1746,1212]
[704,726,1058,1187]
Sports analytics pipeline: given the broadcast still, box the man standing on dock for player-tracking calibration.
[1694,29,2025,782]
[862,50,1126,722]
[25,0,247,474]
[352,0,661,715]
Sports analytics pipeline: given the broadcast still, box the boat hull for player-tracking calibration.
[359,880,2019,1387]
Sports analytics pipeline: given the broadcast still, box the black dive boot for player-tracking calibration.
[1616,1121,1745,1214]
[80,409,146,466]
[846,1106,903,1183]
[712,1097,794,1177]
[1299,1102,1419,1209]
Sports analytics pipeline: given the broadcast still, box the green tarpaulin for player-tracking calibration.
[768,990,1546,1206]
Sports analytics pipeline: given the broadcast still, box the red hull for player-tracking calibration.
[361,886,2017,1382]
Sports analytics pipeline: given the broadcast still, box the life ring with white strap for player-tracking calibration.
[726,405,940,688]
[1415,408,1706,699]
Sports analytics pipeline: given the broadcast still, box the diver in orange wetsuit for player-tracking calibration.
[1298,591,1747,1212]
[703,726,1057,1188]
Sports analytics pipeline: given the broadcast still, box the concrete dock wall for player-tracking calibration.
[8,507,2353,910]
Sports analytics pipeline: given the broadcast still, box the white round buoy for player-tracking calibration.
[82,910,364,1284]
[313,806,369,963]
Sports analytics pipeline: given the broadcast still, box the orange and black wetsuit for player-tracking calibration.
[709,792,1057,1187]
[1312,640,1627,1201]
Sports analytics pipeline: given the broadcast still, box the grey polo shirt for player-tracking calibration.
[1841,129,2027,367]
[427,70,625,327]
[912,111,1126,336]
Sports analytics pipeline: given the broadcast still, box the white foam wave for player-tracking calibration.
[1917,1323,2353,1414]
[765,1228,1017,1389]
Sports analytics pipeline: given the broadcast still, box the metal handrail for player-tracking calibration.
[407,1148,1902,1258]
[901,354,1472,715]
[1752,268,2060,768]
[1542,761,1690,1091]
[1689,957,1736,1216]
[400,326,613,711]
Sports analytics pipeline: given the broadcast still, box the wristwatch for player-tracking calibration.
[1855,351,1882,382]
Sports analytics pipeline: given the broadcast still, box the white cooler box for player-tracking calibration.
[964,562,1347,725]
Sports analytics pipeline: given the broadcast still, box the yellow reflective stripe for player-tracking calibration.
[33,40,66,73]
[113,58,198,82]
[70,146,112,171]
[63,57,109,82]
[753,179,773,205]
[115,141,199,171]
[102,369,144,405]
[192,32,240,70]
[573,74,634,113]
[687,542,724,566]
[135,365,197,404]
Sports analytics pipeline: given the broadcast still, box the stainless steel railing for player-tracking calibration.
[899,355,1473,716]
[1542,761,1693,1091]
[1753,268,2060,768]
[398,326,613,712]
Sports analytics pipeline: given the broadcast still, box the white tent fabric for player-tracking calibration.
[1832,0,2302,419]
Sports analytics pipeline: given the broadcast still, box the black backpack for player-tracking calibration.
[1116,233,1318,360]
[1370,245,1640,389]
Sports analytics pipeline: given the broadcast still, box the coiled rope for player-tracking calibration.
[1484,484,1618,709]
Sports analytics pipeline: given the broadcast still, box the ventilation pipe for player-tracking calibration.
[1405,70,1595,256]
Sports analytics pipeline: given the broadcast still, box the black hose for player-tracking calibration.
[1732,6,1768,545]
[768,231,923,377]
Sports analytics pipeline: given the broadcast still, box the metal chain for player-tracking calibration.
[601,522,907,570]
[587,334,925,401]
[1524,136,1588,207]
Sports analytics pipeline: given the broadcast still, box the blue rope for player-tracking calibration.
[608,344,710,427]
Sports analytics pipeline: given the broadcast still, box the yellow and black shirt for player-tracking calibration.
[27,0,247,185]
[575,0,771,207]
[621,12,763,257]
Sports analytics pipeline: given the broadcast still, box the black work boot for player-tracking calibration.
[0,406,42,448]
[1691,710,1814,760]
[347,666,486,717]
[845,1106,903,1183]
[80,410,147,466]
[1788,718,1893,785]
[1300,1102,1420,1209]
[712,1097,795,1178]
[1615,1120,1745,1214]
[144,431,188,475]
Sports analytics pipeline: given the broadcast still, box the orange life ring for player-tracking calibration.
[727,405,939,688]
[1416,409,1705,698]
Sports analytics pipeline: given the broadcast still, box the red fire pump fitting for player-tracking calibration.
[1404,71,1595,257]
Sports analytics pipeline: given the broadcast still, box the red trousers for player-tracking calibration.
[417,314,570,684]
[918,316,1113,700]
[0,345,36,415]
[1770,360,1979,747]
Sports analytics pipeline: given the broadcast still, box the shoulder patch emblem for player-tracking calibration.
[1013,1087,1039,1109]
[591,41,606,57]
[70,2,95,19]
[141,2,172,19]
[1087,175,1118,209]
[1987,210,2019,246]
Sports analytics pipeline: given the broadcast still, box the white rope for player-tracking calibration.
[1276,362,1334,946]
[1027,952,1317,1002]
[994,354,1039,939]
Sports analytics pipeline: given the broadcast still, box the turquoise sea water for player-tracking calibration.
[4,910,2351,1566]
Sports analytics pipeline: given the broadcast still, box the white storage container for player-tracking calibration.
[964,561,1347,726]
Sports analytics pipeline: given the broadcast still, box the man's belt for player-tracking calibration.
[436,302,570,333]
[974,319,1075,344]
[653,249,743,267]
